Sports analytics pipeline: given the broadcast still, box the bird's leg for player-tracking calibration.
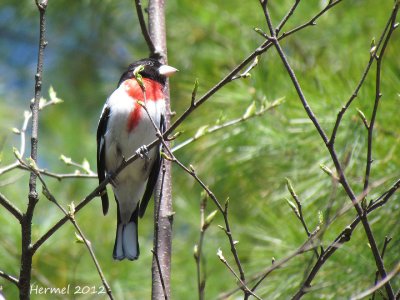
[136,145,150,160]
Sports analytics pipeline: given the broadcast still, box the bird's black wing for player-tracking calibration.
[139,114,166,218]
[97,105,110,215]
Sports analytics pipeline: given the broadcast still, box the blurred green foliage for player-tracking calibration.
[0,0,399,299]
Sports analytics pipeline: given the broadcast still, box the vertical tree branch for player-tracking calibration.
[147,1,173,299]
[19,1,48,299]
[363,3,399,199]
[134,0,156,54]
[371,236,392,300]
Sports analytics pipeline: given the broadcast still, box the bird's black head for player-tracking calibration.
[118,58,177,87]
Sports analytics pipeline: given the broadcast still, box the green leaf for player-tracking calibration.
[193,244,199,259]
[285,198,300,218]
[320,163,333,177]
[271,96,285,107]
[194,125,209,139]
[192,79,199,104]
[82,158,91,174]
[243,101,256,119]
[202,210,218,231]
[11,127,20,134]
[74,232,84,244]
[27,157,38,170]
[60,154,72,165]
[38,97,47,109]
[200,190,208,206]
[49,86,64,104]
[68,202,76,217]
[217,248,225,262]
[160,151,173,161]
[136,100,145,107]
[285,177,297,199]
[12,147,22,160]
[133,65,145,91]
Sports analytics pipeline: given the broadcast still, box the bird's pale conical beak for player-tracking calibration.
[158,65,178,77]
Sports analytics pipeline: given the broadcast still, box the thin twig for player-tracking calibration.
[134,0,156,55]
[59,155,97,176]
[172,98,282,152]
[285,178,320,258]
[0,98,62,177]
[369,177,400,209]
[363,3,399,202]
[68,212,114,300]
[250,229,319,297]
[16,164,96,180]
[277,0,343,41]
[0,269,19,286]
[0,192,23,221]
[275,0,301,35]
[371,236,393,300]
[18,156,114,299]
[329,4,396,144]
[195,193,207,300]
[351,263,400,300]
[217,249,262,300]
[173,158,249,295]
[231,56,259,80]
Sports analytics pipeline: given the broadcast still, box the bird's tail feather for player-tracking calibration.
[113,206,140,261]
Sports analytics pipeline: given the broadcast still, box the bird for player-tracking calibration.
[96,58,177,260]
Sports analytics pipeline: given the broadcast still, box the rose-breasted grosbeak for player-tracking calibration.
[96,58,177,260]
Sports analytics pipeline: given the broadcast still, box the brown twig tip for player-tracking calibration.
[356,108,369,129]
[202,210,218,231]
[191,79,199,106]
[254,27,269,39]
[35,0,48,10]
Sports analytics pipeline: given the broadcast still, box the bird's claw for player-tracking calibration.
[136,145,149,160]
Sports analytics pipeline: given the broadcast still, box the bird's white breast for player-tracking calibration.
[103,85,165,222]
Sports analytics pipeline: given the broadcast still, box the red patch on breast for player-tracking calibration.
[123,78,164,102]
[127,102,142,132]
[123,78,164,132]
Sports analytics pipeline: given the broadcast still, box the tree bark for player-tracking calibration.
[19,2,48,299]
[148,1,173,299]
